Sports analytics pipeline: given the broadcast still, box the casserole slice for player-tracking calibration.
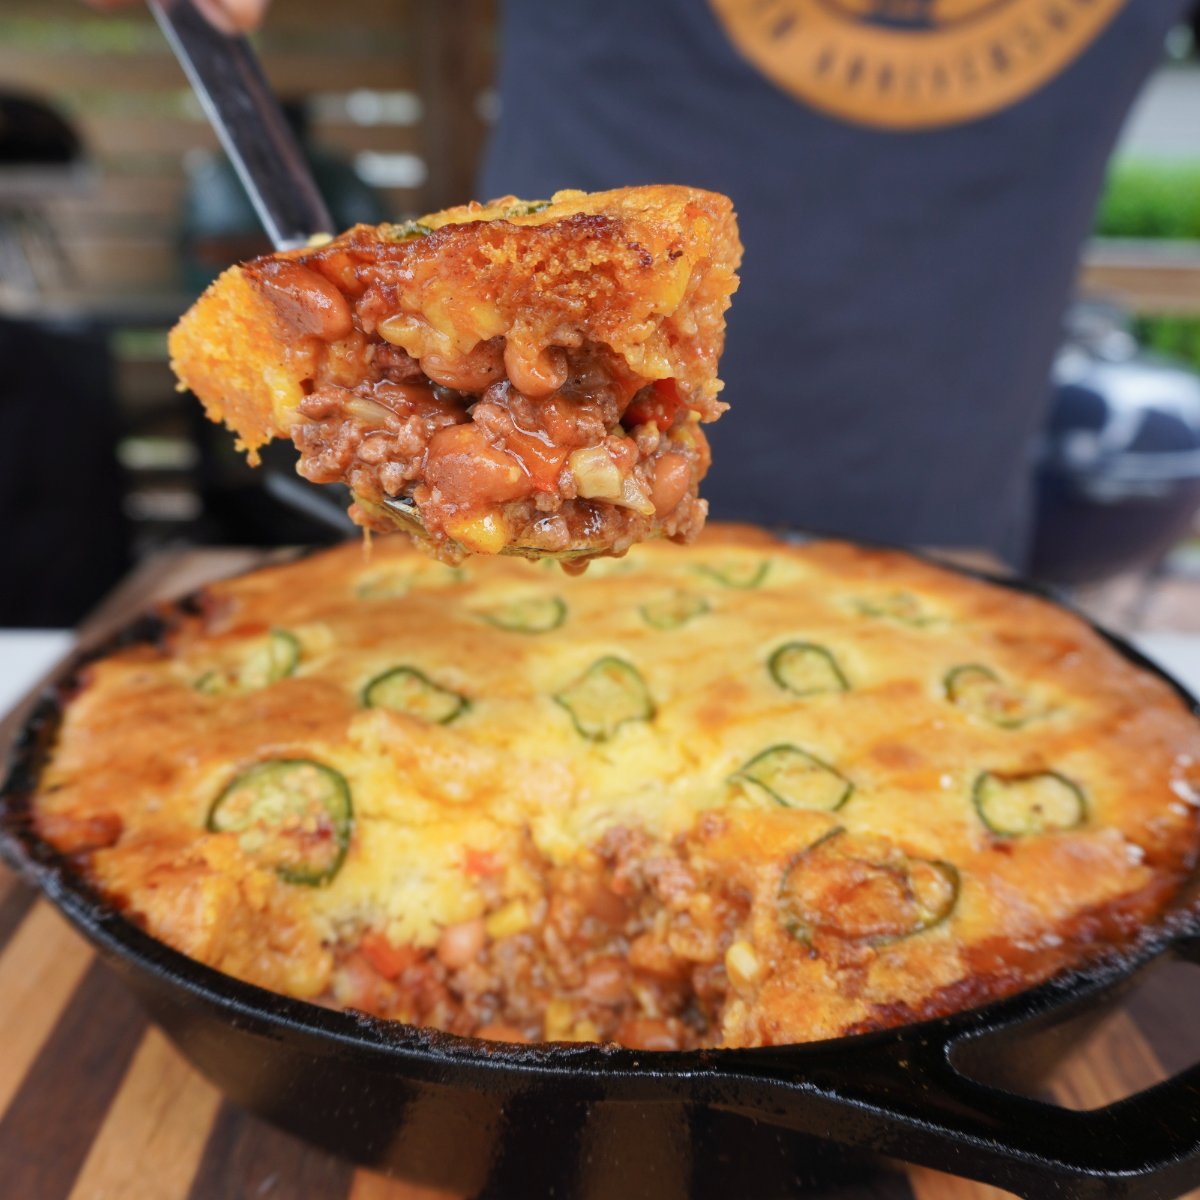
[169,185,742,564]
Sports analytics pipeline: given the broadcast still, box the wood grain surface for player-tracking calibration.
[1,549,1198,1200]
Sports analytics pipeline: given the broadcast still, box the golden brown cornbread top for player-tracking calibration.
[168,185,742,455]
[30,526,1200,1044]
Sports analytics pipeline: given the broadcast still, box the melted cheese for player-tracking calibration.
[33,526,1200,1044]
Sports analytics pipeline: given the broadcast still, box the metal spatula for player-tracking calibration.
[147,4,593,555]
[148,0,333,251]
[149,0,357,532]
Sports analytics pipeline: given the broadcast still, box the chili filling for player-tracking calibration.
[293,351,712,564]
[168,186,743,566]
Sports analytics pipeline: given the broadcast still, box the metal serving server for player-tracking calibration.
[148,0,367,532]
[147,2,596,555]
[148,0,333,252]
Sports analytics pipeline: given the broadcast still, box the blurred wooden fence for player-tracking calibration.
[1,5,1195,444]
[0,0,495,299]
[1,4,1195,316]
[1080,239,1200,316]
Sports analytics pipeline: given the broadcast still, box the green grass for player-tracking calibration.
[1094,159,1200,370]
[1095,160,1200,240]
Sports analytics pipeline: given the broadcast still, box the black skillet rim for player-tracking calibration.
[1,534,1199,1087]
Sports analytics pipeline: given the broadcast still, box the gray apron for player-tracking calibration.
[480,0,1184,564]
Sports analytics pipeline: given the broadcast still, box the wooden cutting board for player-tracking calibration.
[1,549,1197,1200]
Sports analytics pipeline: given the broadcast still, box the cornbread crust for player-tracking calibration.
[32,526,1200,1048]
[168,186,741,561]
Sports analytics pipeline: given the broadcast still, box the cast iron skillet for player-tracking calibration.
[2,551,1200,1200]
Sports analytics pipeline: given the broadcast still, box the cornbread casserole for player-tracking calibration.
[31,527,1200,1049]
[168,185,741,564]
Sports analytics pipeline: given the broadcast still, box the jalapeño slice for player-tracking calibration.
[945,665,1040,729]
[640,591,710,630]
[386,219,433,239]
[695,559,771,589]
[778,828,959,946]
[554,657,654,741]
[195,628,300,694]
[480,594,567,633]
[208,759,352,885]
[355,571,411,599]
[769,642,849,697]
[732,744,853,811]
[355,564,463,600]
[502,200,550,217]
[363,667,468,724]
[973,770,1086,835]
[238,629,301,690]
[853,591,934,627]
[194,670,225,696]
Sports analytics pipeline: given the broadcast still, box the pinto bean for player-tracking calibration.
[332,952,390,1012]
[582,956,630,1006]
[254,260,353,341]
[579,879,628,928]
[504,341,568,398]
[425,423,532,504]
[650,452,690,515]
[437,918,487,969]
[420,338,506,392]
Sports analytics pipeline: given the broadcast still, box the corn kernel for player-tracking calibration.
[485,898,530,939]
[446,509,510,555]
[568,446,622,501]
[616,474,656,516]
[377,312,421,349]
[543,997,574,1040]
[650,253,691,315]
[725,940,761,991]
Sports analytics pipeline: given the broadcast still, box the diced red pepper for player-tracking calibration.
[225,621,271,639]
[359,931,419,980]
[501,425,569,491]
[624,378,684,431]
[462,847,503,877]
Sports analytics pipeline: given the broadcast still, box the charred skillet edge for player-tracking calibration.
[0,608,179,884]
[1,537,1199,1079]
[0,546,320,880]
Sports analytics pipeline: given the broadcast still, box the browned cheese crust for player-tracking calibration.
[168,186,742,564]
[32,526,1200,1048]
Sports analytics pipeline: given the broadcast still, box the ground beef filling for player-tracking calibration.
[325,826,749,1050]
[291,339,711,562]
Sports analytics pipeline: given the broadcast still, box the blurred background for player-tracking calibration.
[0,0,1198,628]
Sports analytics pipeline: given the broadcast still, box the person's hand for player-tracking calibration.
[83,0,271,35]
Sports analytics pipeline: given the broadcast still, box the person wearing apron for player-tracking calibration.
[481,0,1187,565]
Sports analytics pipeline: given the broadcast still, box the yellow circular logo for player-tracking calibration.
[708,0,1126,129]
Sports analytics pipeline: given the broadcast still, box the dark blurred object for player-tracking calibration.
[0,94,128,625]
[188,403,351,547]
[1031,302,1200,586]
[150,0,333,253]
[180,98,386,545]
[0,92,89,297]
[0,317,129,626]
[0,93,81,167]
[179,99,389,294]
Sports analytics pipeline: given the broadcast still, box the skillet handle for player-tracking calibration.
[717,937,1200,1200]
